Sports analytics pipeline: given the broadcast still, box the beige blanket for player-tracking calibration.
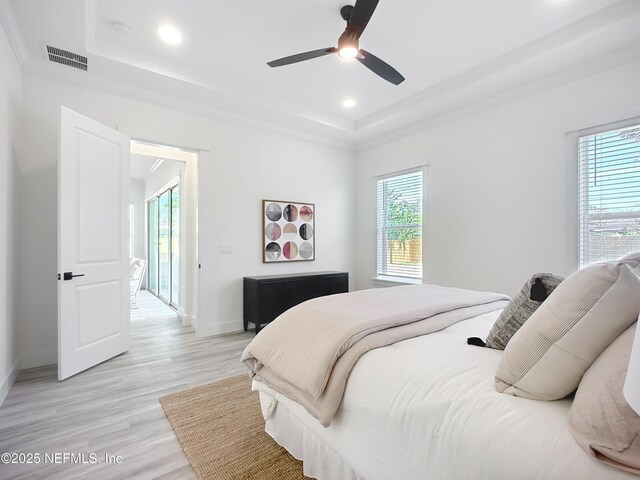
[241,284,509,426]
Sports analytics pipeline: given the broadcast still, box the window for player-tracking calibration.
[376,170,423,279]
[579,123,640,267]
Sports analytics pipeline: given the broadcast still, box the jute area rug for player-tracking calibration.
[159,374,305,479]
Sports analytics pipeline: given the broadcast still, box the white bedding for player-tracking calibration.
[254,310,636,480]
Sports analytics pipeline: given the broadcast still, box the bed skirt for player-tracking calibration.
[258,388,363,480]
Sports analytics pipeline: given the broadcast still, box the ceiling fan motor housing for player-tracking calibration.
[340,5,355,22]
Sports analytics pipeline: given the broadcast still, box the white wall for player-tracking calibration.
[130,179,145,261]
[18,72,355,366]
[355,58,640,296]
[0,22,21,405]
[18,44,639,371]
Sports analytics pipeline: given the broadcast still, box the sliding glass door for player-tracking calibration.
[158,191,170,302]
[148,198,158,294]
[147,184,180,308]
[171,186,180,305]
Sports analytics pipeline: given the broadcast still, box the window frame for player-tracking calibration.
[576,118,640,268]
[146,178,181,309]
[375,167,424,283]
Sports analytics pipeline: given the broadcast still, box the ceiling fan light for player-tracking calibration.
[338,47,359,59]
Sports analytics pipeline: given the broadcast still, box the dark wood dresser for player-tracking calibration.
[243,271,349,333]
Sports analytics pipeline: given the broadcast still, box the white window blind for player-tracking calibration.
[579,124,640,267]
[376,170,423,279]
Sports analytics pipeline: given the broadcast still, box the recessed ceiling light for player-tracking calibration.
[158,24,183,45]
[342,98,357,108]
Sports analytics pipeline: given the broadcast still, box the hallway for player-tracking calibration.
[131,289,178,322]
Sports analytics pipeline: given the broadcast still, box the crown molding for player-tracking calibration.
[9,0,640,154]
[82,1,353,135]
[86,41,356,134]
[22,61,356,153]
[0,0,28,65]
[355,0,640,134]
[21,33,640,156]
[78,0,640,146]
[355,43,640,152]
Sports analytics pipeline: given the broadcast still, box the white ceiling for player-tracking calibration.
[3,0,640,149]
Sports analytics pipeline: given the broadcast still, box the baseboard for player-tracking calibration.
[20,348,57,370]
[180,312,193,327]
[197,319,243,337]
[0,358,20,407]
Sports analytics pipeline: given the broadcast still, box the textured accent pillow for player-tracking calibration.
[484,273,564,350]
[569,324,640,475]
[620,251,640,276]
[495,261,640,401]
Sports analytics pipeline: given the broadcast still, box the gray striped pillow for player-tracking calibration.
[485,273,564,350]
[495,261,640,401]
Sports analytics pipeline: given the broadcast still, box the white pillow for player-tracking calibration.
[569,324,640,475]
[495,261,640,401]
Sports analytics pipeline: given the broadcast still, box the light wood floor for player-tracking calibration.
[0,299,254,480]
[131,290,178,322]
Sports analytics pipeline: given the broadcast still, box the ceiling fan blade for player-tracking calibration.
[357,49,405,85]
[349,0,379,39]
[267,48,337,67]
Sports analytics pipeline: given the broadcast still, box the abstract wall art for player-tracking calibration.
[263,200,315,263]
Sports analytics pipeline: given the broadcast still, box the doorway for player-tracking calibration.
[58,107,202,380]
[129,141,199,328]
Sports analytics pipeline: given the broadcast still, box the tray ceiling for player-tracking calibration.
[4,0,640,149]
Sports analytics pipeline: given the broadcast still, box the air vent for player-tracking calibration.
[46,45,87,71]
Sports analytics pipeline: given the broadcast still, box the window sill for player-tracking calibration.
[373,276,422,287]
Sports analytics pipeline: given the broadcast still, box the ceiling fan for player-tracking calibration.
[267,0,405,85]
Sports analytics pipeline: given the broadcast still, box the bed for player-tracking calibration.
[251,309,636,480]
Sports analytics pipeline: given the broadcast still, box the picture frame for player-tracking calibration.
[262,199,315,263]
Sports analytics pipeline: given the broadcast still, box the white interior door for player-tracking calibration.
[58,106,130,380]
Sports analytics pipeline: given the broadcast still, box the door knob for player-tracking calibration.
[62,272,85,281]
